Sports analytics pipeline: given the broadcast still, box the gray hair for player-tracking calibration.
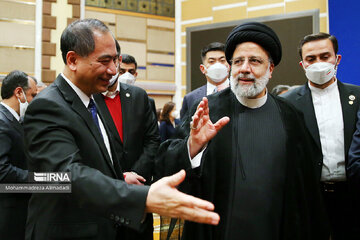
[60,19,111,64]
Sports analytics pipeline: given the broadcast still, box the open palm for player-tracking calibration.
[189,97,230,158]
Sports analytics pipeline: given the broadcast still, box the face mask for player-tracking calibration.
[108,71,119,87]
[303,59,338,85]
[204,62,229,83]
[17,89,29,119]
[171,110,179,119]
[118,72,136,85]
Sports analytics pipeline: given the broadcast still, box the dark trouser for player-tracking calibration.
[321,181,360,240]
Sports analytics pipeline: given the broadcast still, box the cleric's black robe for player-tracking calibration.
[155,88,329,240]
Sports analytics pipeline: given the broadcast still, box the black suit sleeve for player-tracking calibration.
[180,95,189,122]
[348,108,360,190]
[0,120,28,183]
[129,94,160,181]
[24,98,149,231]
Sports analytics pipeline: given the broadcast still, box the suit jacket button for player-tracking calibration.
[318,162,322,166]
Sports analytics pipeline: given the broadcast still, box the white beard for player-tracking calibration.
[230,66,271,98]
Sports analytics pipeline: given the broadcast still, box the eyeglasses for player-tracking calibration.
[230,57,268,68]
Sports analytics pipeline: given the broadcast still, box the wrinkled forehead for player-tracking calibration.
[92,31,117,57]
[232,42,270,59]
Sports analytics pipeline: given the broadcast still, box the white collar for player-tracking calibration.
[61,73,91,107]
[206,78,229,95]
[234,90,268,109]
[0,102,20,121]
[308,78,337,94]
[102,81,121,98]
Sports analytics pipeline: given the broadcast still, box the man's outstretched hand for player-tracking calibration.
[145,170,220,225]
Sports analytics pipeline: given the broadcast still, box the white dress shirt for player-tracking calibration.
[61,73,113,164]
[206,78,230,95]
[189,92,268,168]
[0,102,20,121]
[309,80,346,181]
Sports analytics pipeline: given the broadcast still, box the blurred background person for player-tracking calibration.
[118,53,156,118]
[159,101,179,143]
[271,84,290,96]
[0,70,37,239]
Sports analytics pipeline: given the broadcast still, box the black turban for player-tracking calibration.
[225,22,282,66]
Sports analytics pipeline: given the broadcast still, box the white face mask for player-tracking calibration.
[303,59,338,85]
[17,89,29,119]
[204,62,229,83]
[108,71,119,87]
[118,72,136,85]
[171,110,179,119]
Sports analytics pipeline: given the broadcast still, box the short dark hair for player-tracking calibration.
[121,54,137,70]
[60,18,111,64]
[1,70,29,99]
[201,42,225,61]
[298,32,338,59]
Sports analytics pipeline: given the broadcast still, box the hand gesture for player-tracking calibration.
[123,172,146,185]
[189,97,230,158]
[146,170,220,225]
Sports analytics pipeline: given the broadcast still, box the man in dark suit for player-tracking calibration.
[117,53,157,125]
[180,42,230,121]
[157,22,328,240]
[23,18,219,240]
[281,32,360,239]
[94,48,160,240]
[0,70,37,239]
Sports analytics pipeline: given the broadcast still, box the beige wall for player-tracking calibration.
[85,7,175,105]
[0,0,36,77]
[178,0,328,96]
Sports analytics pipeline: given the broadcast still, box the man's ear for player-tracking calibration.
[66,51,78,71]
[268,63,275,79]
[336,54,342,66]
[134,72,138,78]
[14,86,24,99]
[299,61,304,69]
[199,64,206,74]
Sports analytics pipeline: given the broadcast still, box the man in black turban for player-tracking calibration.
[156,22,329,239]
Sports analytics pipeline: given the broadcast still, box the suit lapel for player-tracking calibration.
[94,94,123,149]
[296,85,322,149]
[55,75,117,177]
[95,100,124,178]
[0,105,23,135]
[119,83,131,145]
[338,81,358,154]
